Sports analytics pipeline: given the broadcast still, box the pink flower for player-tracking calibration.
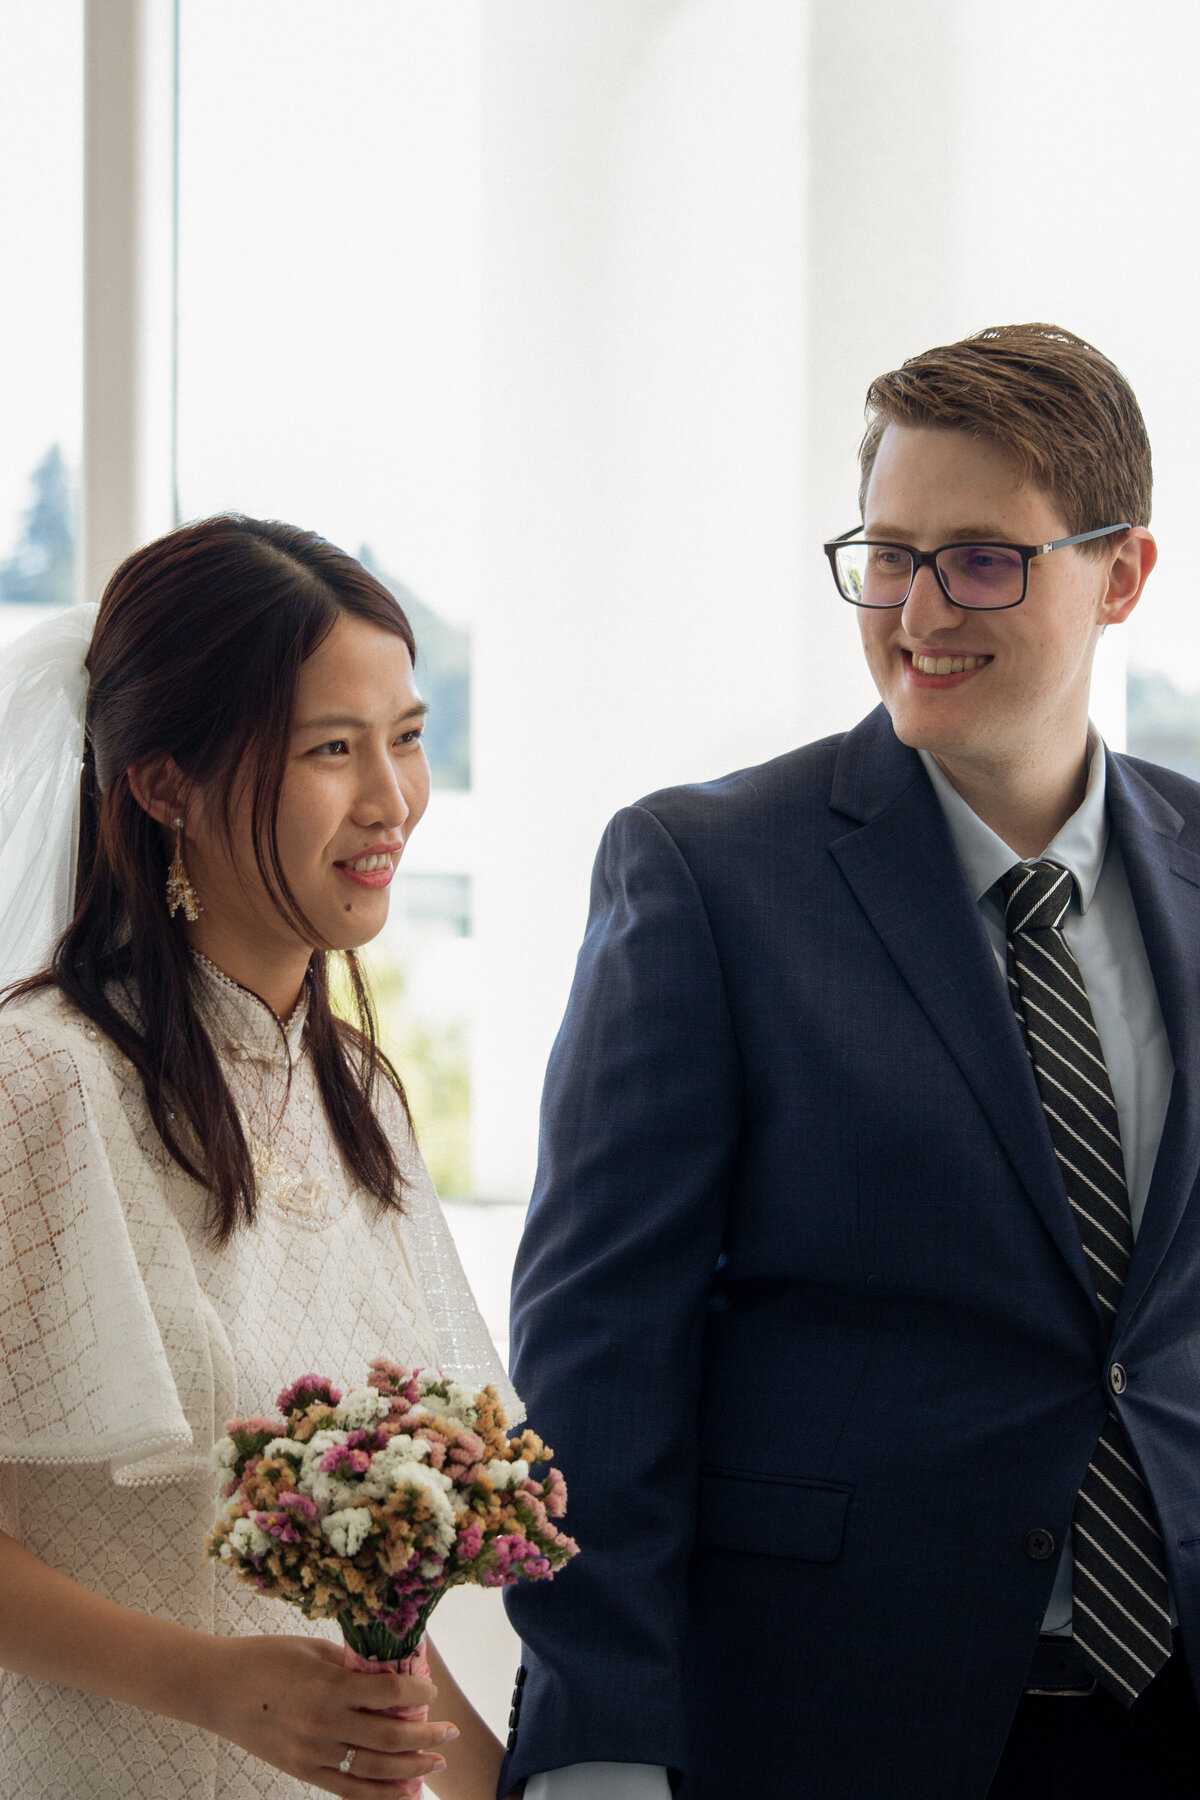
[225,1414,286,1438]
[276,1374,342,1415]
[367,1358,422,1414]
[517,1487,551,1534]
[255,1508,305,1545]
[279,1492,319,1523]
[456,1520,484,1560]
[540,1468,569,1518]
[489,1534,555,1584]
[319,1444,372,1476]
[415,1429,448,1470]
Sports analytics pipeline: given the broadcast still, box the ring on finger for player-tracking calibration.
[337,1746,357,1774]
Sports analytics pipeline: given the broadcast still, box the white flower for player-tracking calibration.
[485,1458,529,1490]
[360,1434,429,1501]
[262,1437,304,1462]
[416,1374,479,1425]
[307,1470,362,1514]
[380,1432,430,1465]
[390,1464,458,1556]
[322,1506,374,1557]
[211,1437,240,1473]
[213,1494,243,1528]
[228,1516,272,1559]
[361,1455,459,1556]
[335,1388,389,1432]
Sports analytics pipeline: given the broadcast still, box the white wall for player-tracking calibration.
[473,0,808,1197]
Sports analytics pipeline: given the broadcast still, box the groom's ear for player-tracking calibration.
[126,753,191,829]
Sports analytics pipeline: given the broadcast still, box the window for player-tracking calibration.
[0,2,82,645]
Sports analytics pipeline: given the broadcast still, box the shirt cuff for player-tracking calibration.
[525,1765,672,1800]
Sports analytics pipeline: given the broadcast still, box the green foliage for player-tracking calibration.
[1127,667,1200,781]
[0,445,76,608]
[333,950,471,1199]
[358,546,470,790]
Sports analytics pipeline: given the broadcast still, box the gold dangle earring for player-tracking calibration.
[166,814,202,922]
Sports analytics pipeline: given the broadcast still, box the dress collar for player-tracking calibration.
[190,951,309,1065]
[918,726,1109,914]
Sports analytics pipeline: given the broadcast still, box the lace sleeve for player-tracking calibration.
[0,1014,194,1471]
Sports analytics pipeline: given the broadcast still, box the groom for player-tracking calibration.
[499,325,1200,1797]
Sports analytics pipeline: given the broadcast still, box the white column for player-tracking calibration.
[473,0,808,1198]
[81,0,177,605]
[795,0,973,743]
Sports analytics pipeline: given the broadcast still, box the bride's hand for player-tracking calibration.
[196,1634,455,1797]
[0,1529,451,1796]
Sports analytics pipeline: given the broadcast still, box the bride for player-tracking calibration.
[0,516,519,1798]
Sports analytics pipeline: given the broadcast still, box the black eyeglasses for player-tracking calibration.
[823,522,1131,611]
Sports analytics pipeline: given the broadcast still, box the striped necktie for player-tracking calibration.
[1000,859,1171,1704]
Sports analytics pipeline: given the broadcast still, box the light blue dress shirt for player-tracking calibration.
[528,736,1174,1798]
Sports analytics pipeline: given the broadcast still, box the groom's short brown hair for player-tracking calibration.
[859,323,1152,552]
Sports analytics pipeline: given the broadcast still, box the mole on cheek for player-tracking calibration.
[344,902,353,913]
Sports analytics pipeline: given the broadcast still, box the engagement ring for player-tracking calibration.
[337,1746,357,1773]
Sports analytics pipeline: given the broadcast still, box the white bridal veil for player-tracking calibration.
[0,603,98,991]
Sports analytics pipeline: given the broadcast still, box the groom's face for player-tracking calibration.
[857,423,1134,787]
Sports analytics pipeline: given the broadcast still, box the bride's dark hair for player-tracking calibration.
[12,514,417,1243]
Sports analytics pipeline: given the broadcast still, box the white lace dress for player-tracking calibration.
[0,959,517,1799]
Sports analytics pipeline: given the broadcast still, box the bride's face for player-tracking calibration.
[187,614,430,961]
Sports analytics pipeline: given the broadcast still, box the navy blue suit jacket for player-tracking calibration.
[500,708,1200,1799]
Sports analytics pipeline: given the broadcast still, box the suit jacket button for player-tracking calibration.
[509,1706,519,1728]
[507,1729,517,1751]
[1025,1527,1056,1561]
[516,1665,528,1688]
[1110,1362,1127,1395]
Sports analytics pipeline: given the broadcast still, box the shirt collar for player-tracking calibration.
[917,727,1109,913]
[191,951,309,1065]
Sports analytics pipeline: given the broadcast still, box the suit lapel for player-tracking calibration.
[1104,755,1200,1328]
[828,711,1102,1314]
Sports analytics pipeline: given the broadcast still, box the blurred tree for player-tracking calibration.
[358,546,470,790]
[1127,667,1200,782]
[0,446,76,608]
[331,949,471,1198]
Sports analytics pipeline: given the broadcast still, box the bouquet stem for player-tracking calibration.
[339,1610,434,1665]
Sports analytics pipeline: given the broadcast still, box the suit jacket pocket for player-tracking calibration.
[696,1469,852,1563]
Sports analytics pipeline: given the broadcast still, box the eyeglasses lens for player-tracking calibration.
[934,544,1025,608]
[835,543,1026,609]
[834,545,910,607]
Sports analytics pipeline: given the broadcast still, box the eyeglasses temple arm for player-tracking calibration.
[1038,522,1133,555]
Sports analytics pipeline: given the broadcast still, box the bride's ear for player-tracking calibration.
[127,754,191,829]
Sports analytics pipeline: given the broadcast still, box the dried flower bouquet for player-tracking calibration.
[208,1358,578,1665]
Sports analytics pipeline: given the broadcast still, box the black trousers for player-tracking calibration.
[987,1639,1200,1799]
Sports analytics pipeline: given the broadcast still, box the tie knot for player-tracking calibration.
[999,860,1074,933]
